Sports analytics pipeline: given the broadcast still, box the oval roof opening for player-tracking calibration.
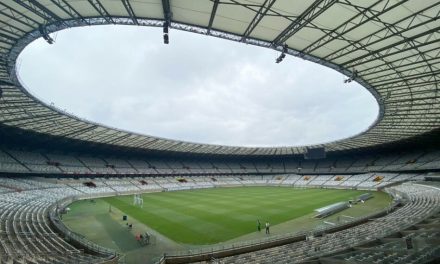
[18,25,378,147]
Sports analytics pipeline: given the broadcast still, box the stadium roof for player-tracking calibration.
[0,0,439,156]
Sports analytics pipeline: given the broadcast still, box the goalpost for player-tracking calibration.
[133,194,144,208]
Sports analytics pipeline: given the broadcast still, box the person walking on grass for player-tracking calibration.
[257,219,261,232]
[265,221,270,234]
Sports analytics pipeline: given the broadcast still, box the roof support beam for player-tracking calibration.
[0,102,38,109]
[48,0,88,24]
[301,0,407,54]
[0,32,16,44]
[2,113,59,125]
[324,2,440,61]
[162,142,186,152]
[368,66,437,84]
[358,46,440,75]
[382,80,439,92]
[207,0,219,34]
[84,130,124,143]
[137,138,159,149]
[121,0,138,25]
[386,110,440,117]
[272,0,337,46]
[386,95,440,104]
[162,0,172,23]
[161,0,171,44]
[241,0,276,41]
[0,108,40,118]
[387,102,440,109]
[27,120,72,134]
[100,133,133,145]
[342,26,440,68]
[0,25,23,38]
[390,89,440,99]
[42,121,92,136]
[371,70,440,87]
[0,0,438,155]
[13,0,62,23]
[363,57,440,79]
[61,125,97,138]
[332,1,439,92]
[0,3,40,28]
[87,0,114,24]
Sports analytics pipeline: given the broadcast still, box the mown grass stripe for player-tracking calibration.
[99,187,372,244]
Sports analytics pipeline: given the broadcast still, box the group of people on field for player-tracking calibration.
[257,219,270,234]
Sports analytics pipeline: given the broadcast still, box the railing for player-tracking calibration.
[43,184,405,264]
[46,189,159,262]
[48,196,119,260]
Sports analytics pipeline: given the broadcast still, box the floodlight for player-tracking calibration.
[38,25,54,44]
[344,68,358,83]
[275,44,288,64]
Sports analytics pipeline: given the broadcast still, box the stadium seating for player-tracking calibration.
[0,149,436,264]
[321,231,440,264]
[44,153,91,174]
[7,150,62,174]
[0,179,110,263]
[195,183,440,264]
[308,175,333,187]
[1,148,440,176]
[0,174,436,263]
[0,150,29,173]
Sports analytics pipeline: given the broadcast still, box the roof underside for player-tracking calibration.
[0,0,439,156]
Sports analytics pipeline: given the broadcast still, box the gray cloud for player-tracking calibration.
[18,25,378,147]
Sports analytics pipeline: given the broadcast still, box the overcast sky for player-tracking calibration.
[18,25,378,147]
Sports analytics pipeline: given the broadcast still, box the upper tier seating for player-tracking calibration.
[2,148,440,175]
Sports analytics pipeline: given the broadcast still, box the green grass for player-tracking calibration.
[95,187,375,244]
[62,187,391,262]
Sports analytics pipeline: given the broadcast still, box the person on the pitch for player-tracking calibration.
[265,221,270,234]
[257,219,261,232]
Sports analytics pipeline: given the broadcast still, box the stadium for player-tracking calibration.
[0,0,439,264]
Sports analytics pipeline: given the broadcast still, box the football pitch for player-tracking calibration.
[63,187,390,245]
